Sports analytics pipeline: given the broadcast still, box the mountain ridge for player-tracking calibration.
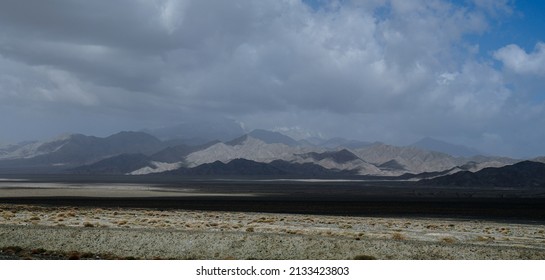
[422,161,545,188]
[0,128,536,178]
[411,137,482,157]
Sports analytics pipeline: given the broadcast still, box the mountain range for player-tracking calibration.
[1,127,541,186]
[422,161,545,188]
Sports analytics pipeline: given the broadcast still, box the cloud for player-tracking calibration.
[0,0,497,113]
[0,0,543,157]
[471,0,513,17]
[494,42,545,76]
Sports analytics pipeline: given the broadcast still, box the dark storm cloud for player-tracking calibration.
[0,0,182,52]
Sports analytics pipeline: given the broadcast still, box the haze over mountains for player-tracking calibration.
[0,124,536,184]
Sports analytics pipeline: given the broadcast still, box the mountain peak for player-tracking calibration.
[318,137,371,149]
[301,149,361,164]
[411,137,481,157]
[143,118,245,142]
[248,129,299,146]
[225,135,249,146]
[422,161,545,188]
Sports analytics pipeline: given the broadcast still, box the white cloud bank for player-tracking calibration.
[0,0,543,157]
[494,42,545,76]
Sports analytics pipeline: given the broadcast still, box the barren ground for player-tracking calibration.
[1,203,545,259]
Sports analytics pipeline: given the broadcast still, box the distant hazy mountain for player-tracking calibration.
[411,137,481,157]
[248,129,300,146]
[378,159,407,171]
[293,149,383,175]
[144,118,245,143]
[71,140,221,175]
[182,135,519,176]
[0,141,41,159]
[422,161,545,188]
[352,142,462,174]
[71,153,151,175]
[316,137,372,149]
[0,131,165,172]
[150,141,220,163]
[532,156,545,164]
[185,135,318,167]
[303,137,325,146]
[298,149,360,164]
[0,128,526,177]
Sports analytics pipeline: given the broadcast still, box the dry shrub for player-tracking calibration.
[392,232,406,240]
[246,227,255,232]
[31,248,47,255]
[441,237,457,244]
[2,246,23,254]
[476,236,494,242]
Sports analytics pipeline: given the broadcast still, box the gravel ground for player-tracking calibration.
[1,204,545,259]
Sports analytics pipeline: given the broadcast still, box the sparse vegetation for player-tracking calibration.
[476,236,495,242]
[441,237,457,244]
[0,246,139,260]
[1,246,23,254]
[2,203,544,259]
[31,248,46,254]
[426,225,439,230]
[392,232,406,240]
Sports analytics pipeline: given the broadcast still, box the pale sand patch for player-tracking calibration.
[0,184,256,198]
[1,204,544,259]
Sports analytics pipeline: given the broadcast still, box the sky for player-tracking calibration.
[0,0,544,157]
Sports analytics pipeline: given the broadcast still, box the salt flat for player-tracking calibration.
[0,182,256,198]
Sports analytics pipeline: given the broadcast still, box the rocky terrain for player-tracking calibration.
[1,203,545,260]
[0,129,524,177]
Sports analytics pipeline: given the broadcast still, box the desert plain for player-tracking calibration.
[1,180,545,260]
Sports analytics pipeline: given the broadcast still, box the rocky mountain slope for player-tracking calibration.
[421,161,545,188]
[0,132,165,172]
[411,137,481,157]
[0,129,533,178]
